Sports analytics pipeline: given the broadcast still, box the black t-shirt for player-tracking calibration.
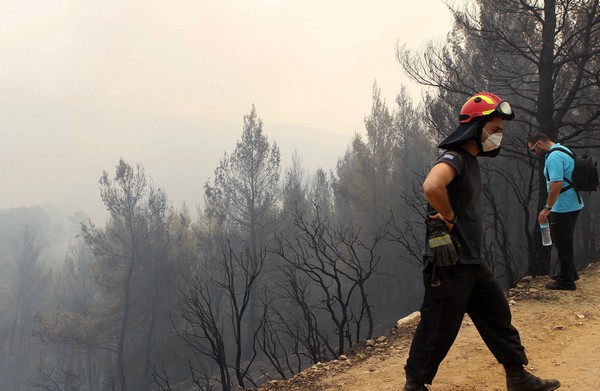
[432,147,483,264]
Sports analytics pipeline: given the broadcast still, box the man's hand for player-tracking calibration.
[428,212,455,231]
[538,208,551,224]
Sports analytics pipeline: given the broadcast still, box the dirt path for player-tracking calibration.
[258,261,600,390]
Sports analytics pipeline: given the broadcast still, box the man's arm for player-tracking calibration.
[538,180,562,223]
[423,162,458,230]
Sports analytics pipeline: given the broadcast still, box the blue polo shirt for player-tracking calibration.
[545,143,584,213]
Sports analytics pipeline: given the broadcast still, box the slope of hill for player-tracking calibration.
[256,261,600,390]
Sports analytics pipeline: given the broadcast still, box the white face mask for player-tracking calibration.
[481,128,503,151]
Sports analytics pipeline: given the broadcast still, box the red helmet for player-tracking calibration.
[459,92,514,123]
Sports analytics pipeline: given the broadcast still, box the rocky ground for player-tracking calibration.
[254,261,600,390]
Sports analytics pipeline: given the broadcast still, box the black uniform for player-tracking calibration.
[405,147,528,384]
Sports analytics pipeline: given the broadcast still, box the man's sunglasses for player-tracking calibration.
[530,140,541,153]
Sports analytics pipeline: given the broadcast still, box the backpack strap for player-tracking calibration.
[544,146,582,204]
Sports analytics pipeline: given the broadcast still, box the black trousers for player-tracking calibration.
[550,209,580,283]
[405,262,527,384]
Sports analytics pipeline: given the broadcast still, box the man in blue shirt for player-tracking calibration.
[528,132,584,290]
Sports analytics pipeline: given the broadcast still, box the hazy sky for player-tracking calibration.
[1,0,453,222]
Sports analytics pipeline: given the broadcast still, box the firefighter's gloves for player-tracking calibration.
[426,217,459,267]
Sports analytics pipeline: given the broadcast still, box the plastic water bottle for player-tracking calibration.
[540,222,552,246]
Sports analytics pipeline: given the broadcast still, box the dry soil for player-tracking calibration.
[256,261,600,390]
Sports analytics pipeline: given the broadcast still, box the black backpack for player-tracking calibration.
[544,146,599,202]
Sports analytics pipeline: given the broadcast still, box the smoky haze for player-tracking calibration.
[0,0,452,221]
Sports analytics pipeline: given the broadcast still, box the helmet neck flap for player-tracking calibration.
[438,117,502,157]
